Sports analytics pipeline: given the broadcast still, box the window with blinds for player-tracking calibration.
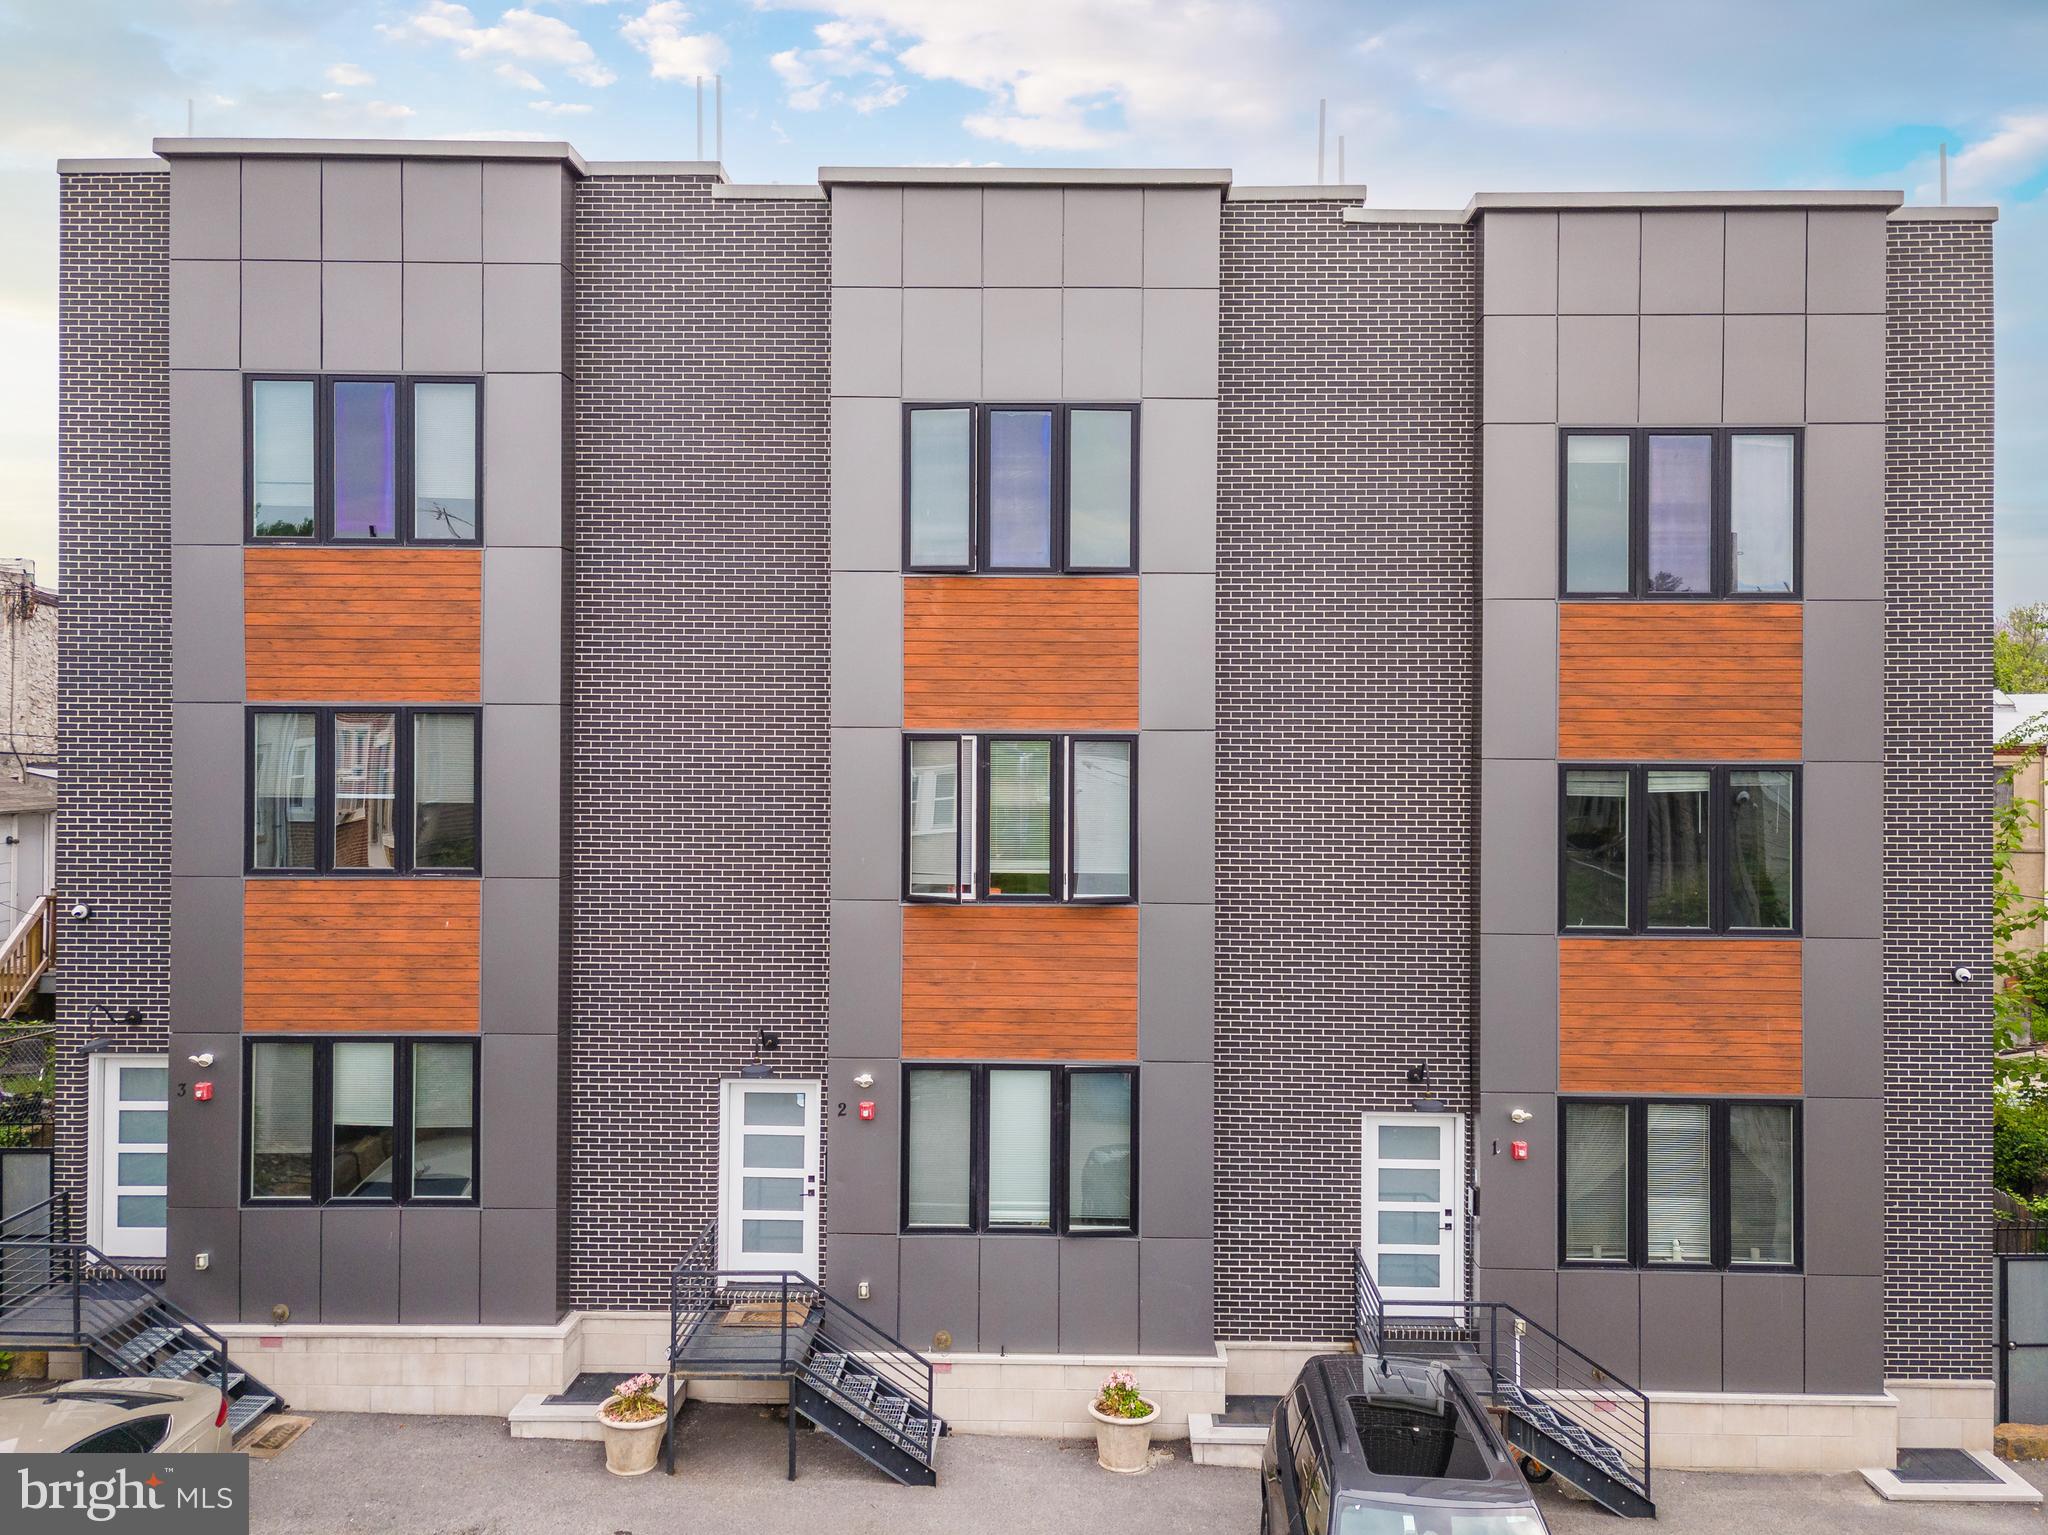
[1561,1098,1799,1270]
[987,1070,1053,1228]
[331,1042,396,1200]
[905,1069,971,1229]
[902,1065,1136,1235]
[1562,1102,1627,1262]
[1645,1104,1712,1265]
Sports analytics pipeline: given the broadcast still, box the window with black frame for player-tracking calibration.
[1559,765,1797,934]
[902,1064,1136,1235]
[247,375,481,544]
[1560,1098,1798,1271]
[249,707,478,876]
[1561,427,1799,598]
[904,733,1135,903]
[903,403,1137,573]
[245,1038,477,1206]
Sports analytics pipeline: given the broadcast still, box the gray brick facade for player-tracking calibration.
[1882,217,1996,1381]
[53,170,173,1218]
[1214,202,1480,1341]
[566,174,832,1307]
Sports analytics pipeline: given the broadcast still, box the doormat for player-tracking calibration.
[1892,1448,2001,1484]
[720,1300,813,1329]
[242,1415,313,1459]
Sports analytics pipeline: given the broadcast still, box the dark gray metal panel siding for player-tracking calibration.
[567,175,830,1306]
[1882,218,1995,1381]
[55,170,174,1225]
[1214,204,1479,1340]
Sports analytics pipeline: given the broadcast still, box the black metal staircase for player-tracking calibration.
[668,1221,945,1486]
[0,1194,284,1443]
[1354,1249,1656,1519]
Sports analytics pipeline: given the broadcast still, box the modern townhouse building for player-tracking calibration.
[26,135,1994,1493]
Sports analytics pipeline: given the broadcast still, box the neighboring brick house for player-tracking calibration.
[34,138,1995,1484]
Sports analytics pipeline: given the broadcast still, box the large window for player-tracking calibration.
[248,708,479,876]
[903,403,1137,573]
[1560,765,1797,934]
[245,1039,477,1205]
[1560,1099,1799,1271]
[1561,428,1799,598]
[247,376,481,544]
[902,1065,1136,1235]
[903,734,1135,903]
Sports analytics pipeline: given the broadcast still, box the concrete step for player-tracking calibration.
[1188,1411,1265,1469]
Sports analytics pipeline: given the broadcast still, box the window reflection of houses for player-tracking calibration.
[333,712,397,870]
[907,749,958,895]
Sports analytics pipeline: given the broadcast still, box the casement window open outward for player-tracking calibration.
[904,734,1135,903]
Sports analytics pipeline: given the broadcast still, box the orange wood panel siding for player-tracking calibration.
[1557,603,1801,758]
[244,880,481,1033]
[902,904,1137,1061]
[1559,938,1801,1095]
[245,547,482,702]
[902,577,1137,730]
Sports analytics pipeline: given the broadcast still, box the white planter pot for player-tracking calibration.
[598,1402,667,1476]
[1089,1401,1159,1474]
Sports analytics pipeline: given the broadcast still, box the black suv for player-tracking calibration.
[1260,1355,1549,1535]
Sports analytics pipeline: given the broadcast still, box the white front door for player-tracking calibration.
[1361,1111,1464,1314]
[718,1079,821,1280]
[91,1055,169,1260]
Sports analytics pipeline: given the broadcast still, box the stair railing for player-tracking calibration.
[1352,1246,1385,1360]
[0,1191,65,1324]
[666,1238,942,1470]
[0,1213,232,1423]
[1355,1247,1651,1508]
[0,894,53,1018]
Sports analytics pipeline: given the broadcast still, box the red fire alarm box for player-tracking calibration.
[1509,1140,1528,1161]
[192,1081,214,1102]
[857,1100,875,1121]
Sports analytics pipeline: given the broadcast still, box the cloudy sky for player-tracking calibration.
[0,0,2041,604]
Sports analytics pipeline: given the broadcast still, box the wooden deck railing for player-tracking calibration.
[0,894,53,1019]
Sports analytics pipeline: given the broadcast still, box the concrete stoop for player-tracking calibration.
[1187,1412,1264,1468]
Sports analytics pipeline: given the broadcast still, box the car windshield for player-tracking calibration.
[1337,1501,1546,1535]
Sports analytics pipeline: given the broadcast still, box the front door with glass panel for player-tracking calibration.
[719,1079,821,1280]
[1362,1112,1463,1314]
[93,1055,168,1260]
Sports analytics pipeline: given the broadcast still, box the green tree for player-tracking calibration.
[1993,719,2048,1210]
[1996,604,2048,693]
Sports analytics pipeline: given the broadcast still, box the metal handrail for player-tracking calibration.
[1355,1247,1651,1506]
[1352,1246,1384,1359]
[0,1188,64,1240]
[0,1220,231,1422]
[665,1228,945,1479]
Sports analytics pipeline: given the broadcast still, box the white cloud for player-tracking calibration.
[326,63,374,88]
[1933,113,2048,203]
[366,101,418,120]
[620,2,729,82]
[529,100,594,115]
[495,61,546,90]
[760,0,1290,148]
[770,17,905,114]
[380,1,618,89]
